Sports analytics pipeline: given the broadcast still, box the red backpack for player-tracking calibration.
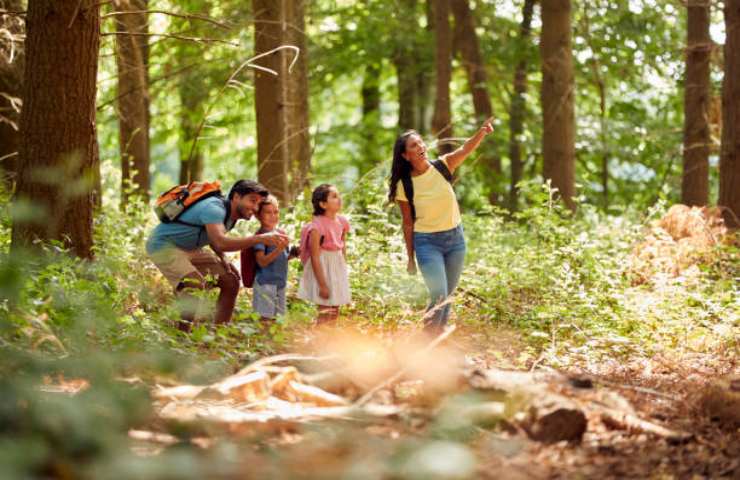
[240,229,286,288]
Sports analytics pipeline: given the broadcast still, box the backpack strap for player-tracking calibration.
[173,196,231,230]
[431,159,453,183]
[401,175,416,221]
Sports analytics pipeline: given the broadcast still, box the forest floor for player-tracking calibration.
[130,321,739,480]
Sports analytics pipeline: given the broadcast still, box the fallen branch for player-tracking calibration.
[599,407,692,444]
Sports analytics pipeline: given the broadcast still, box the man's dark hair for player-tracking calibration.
[228,179,269,200]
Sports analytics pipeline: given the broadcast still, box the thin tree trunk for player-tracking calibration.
[719,0,740,228]
[360,62,381,176]
[285,0,311,202]
[540,0,576,211]
[394,0,418,131]
[431,0,454,156]
[178,65,205,185]
[253,0,289,202]
[581,3,608,208]
[508,0,536,211]
[11,0,100,258]
[451,0,499,203]
[0,0,24,184]
[114,0,150,205]
[682,0,712,207]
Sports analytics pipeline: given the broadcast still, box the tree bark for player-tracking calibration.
[114,0,150,205]
[431,0,454,156]
[682,0,712,207]
[0,0,24,184]
[253,0,289,203]
[360,62,381,176]
[11,0,100,258]
[580,4,608,208]
[178,73,205,184]
[508,0,536,211]
[394,0,418,131]
[540,0,576,211]
[285,0,311,202]
[451,0,499,203]
[720,0,740,228]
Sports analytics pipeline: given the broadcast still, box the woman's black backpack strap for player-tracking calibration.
[401,175,416,221]
[431,159,453,183]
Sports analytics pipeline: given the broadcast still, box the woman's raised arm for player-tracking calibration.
[442,117,494,173]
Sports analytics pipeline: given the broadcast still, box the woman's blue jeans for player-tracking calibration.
[413,225,466,329]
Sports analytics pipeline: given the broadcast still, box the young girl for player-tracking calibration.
[298,184,351,324]
[253,195,298,323]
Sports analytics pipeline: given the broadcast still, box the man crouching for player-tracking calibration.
[146,179,289,329]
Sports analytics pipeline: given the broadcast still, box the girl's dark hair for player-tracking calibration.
[388,130,418,219]
[312,184,334,216]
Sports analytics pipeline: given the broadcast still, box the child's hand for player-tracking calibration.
[407,258,417,275]
[260,231,289,249]
[319,284,330,300]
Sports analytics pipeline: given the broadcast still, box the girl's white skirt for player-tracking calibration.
[298,250,351,306]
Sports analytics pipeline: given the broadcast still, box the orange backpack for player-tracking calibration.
[154,181,224,224]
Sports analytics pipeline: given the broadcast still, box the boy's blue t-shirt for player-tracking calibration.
[254,237,289,289]
[146,197,235,254]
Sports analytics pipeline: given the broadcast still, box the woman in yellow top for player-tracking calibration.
[388,118,494,334]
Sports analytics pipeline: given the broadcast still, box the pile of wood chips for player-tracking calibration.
[629,204,729,285]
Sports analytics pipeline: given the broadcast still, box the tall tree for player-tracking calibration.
[114,0,150,204]
[682,0,712,207]
[720,0,740,228]
[178,67,206,184]
[394,0,419,131]
[431,0,454,155]
[0,0,24,183]
[540,0,576,211]
[508,0,536,211]
[285,0,312,201]
[12,0,100,258]
[360,62,381,175]
[253,0,289,202]
[451,0,499,203]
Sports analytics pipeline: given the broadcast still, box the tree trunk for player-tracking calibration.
[720,0,740,228]
[11,0,100,258]
[114,0,150,205]
[179,74,205,184]
[360,62,381,176]
[540,0,576,211]
[451,0,499,203]
[253,0,289,202]
[682,0,712,207]
[285,0,311,202]
[0,0,24,184]
[581,4,608,208]
[394,0,418,131]
[508,0,536,211]
[431,0,454,156]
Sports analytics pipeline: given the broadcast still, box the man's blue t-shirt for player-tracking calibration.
[254,236,288,289]
[146,197,235,254]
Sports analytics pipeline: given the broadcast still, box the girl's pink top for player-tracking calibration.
[299,215,350,264]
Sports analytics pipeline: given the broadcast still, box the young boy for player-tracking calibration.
[253,195,298,322]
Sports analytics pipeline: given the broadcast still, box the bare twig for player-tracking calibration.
[235,353,339,377]
[100,31,239,46]
[102,9,231,30]
[185,45,300,165]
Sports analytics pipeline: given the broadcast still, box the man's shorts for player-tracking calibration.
[252,281,286,319]
[149,247,230,289]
